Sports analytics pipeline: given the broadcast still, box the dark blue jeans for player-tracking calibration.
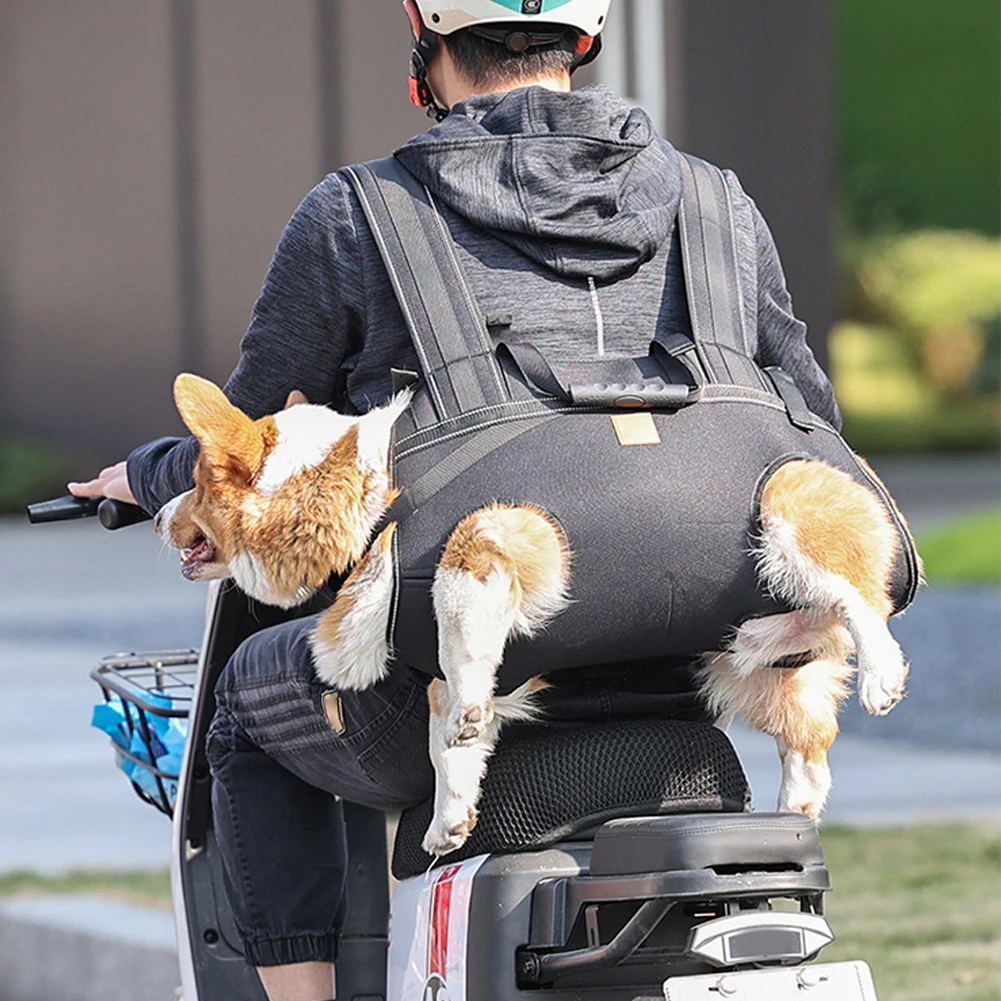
[206,614,707,967]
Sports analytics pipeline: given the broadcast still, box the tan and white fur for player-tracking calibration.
[158,374,914,856]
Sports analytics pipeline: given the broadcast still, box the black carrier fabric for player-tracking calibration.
[346,156,920,691]
[392,719,751,880]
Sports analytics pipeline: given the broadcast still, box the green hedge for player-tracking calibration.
[0,439,78,515]
[840,0,1001,235]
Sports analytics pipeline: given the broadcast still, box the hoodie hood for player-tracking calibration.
[394,85,681,283]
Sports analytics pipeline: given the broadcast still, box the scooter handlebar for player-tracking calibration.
[26,495,101,523]
[26,495,152,530]
[98,499,153,530]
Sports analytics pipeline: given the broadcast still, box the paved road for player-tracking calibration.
[0,454,997,871]
[0,517,203,871]
[866,452,999,532]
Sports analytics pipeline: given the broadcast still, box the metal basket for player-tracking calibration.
[90,650,198,817]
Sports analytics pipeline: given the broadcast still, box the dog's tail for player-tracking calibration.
[492,676,550,725]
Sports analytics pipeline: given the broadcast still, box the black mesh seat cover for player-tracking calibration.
[392,719,750,880]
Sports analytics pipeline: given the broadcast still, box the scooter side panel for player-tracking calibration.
[389,855,489,1001]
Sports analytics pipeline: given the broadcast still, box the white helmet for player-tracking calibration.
[414,0,612,39]
[409,0,611,120]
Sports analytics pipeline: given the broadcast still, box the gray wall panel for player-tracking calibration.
[0,3,15,435]
[195,0,325,388]
[680,1,835,367]
[337,0,422,166]
[4,1,182,455]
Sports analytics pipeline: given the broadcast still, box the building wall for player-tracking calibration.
[333,2,421,167]
[0,3,15,431]
[0,0,834,460]
[194,0,325,383]
[679,1,835,371]
[1,1,184,452]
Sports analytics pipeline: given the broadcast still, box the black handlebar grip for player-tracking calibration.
[26,495,102,524]
[26,495,152,530]
[97,499,153,530]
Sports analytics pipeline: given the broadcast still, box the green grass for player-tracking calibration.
[821,825,1001,1001]
[2,825,998,999]
[0,868,172,910]
[916,508,1001,584]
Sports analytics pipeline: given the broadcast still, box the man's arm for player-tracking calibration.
[73,175,364,514]
[719,169,842,431]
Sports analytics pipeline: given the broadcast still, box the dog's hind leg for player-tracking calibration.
[422,676,548,856]
[701,630,852,820]
[432,504,569,747]
[757,460,910,717]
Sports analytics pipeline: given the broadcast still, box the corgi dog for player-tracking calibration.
[157,373,914,856]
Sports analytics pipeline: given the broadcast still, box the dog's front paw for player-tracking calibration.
[858,658,908,716]
[422,803,479,857]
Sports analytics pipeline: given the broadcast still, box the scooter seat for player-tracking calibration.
[392,718,750,879]
[589,812,824,876]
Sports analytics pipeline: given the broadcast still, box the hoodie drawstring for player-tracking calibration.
[588,277,606,357]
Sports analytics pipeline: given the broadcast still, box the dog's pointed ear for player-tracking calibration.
[285,389,309,409]
[174,374,266,484]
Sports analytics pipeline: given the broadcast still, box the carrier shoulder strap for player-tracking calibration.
[345,157,510,422]
[349,153,770,411]
[677,153,768,391]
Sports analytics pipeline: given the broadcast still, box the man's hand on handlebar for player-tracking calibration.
[68,460,138,506]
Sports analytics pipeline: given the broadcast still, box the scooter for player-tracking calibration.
[30,495,880,1001]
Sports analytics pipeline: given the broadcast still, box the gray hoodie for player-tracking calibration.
[129,85,839,514]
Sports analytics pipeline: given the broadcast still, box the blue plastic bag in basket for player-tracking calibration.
[91,694,188,809]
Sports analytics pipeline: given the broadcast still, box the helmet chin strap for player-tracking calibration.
[410,29,450,123]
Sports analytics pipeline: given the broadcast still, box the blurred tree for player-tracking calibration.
[842,231,1001,403]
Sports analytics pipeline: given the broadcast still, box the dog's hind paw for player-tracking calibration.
[859,675,906,716]
[422,805,479,857]
[855,627,909,716]
[445,701,494,747]
[777,749,831,822]
[858,657,908,716]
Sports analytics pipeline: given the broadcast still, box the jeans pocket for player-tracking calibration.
[353,678,433,805]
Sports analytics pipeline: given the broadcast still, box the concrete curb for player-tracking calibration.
[728,723,1001,825]
[0,895,179,1001]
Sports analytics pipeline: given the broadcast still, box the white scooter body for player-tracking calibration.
[23,499,881,1001]
[165,583,880,1001]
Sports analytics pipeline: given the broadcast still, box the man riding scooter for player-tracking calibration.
[70,3,842,999]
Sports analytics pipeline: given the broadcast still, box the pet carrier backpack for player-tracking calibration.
[346,154,919,690]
